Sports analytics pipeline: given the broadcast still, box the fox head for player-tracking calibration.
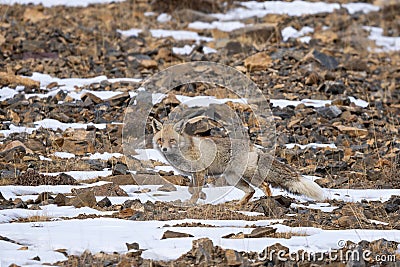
[152,119,185,154]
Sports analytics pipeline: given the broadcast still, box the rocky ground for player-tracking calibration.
[0,0,399,266]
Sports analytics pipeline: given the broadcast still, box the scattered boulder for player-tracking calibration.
[157,183,177,192]
[161,230,194,239]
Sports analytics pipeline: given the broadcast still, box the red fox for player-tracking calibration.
[152,118,324,205]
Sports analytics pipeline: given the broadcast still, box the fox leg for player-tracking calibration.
[236,179,255,206]
[225,172,255,205]
[261,182,272,197]
[188,171,205,204]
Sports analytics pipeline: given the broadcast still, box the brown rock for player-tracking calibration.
[244,52,273,71]
[81,92,103,104]
[139,59,158,69]
[105,92,130,106]
[231,23,281,44]
[193,238,214,264]
[246,227,277,238]
[54,193,67,206]
[60,129,95,155]
[161,230,194,239]
[225,249,243,266]
[337,215,358,228]
[175,9,217,22]
[23,7,50,23]
[103,174,136,185]
[0,72,39,89]
[157,183,177,192]
[72,183,128,197]
[335,125,368,137]
[68,190,96,208]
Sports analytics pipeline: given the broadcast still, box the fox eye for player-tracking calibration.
[169,139,176,144]
[157,138,163,145]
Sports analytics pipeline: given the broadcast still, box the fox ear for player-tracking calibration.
[151,119,163,133]
[173,120,186,133]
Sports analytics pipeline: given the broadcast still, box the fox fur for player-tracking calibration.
[152,118,324,204]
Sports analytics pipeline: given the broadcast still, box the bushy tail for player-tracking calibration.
[287,176,325,201]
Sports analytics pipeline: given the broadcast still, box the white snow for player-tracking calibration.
[0,205,111,223]
[0,87,18,101]
[43,170,112,181]
[271,99,331,108]
[150,29,213,42]
[291,203,339,212]
[203,46,217,54]
[342,3,380,15]
[39,155,52,161]
[117,28,142,37]
[84,152,124,160]
[151,93,247,107]
[282,26,314,42]
[212,1,379,21]
[271,97,368,108]
[0,119,108,137]
[188,21,246,32]
[132,149,169,164]
[363,26,400,52]
[0,217,399,265]
[172,45,195,55]
[157,13,172,23]
[68,90,124,101]
[285,143,337,149]
[0,0,124,7]
[53,152,76,159]
[119,29,213,42]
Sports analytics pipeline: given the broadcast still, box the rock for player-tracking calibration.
[319,81,346,95]
[105,92,130,106]
[0,191,5,200]
[81,92,103,104]
[126,242,139,250]
[72,183,128,196]
[304,49,339,70]
[162,175,190,186]
[0,140,33,161]
[103,174,135,185]
[1,169,19,179]
[60,129,95,155]
[305,71,322,85]
[139,59,157,69]
[316,105,342,119]
[230,23,281,44]
[157,183,177,192]
[192,238,214,264]
[337,215,358,227]
[112,163,128,175]
[54,193,67,206]
[253,197,290,217]
[246,227,277,238]
[174,9,217,22]
[68,190,96,208]
[97,197,112,208]
[335,125,368,137]
[225,249,243,266]
[15,169,77,186]
[34,192,54,204]
[244,52,273,71]
[0,72,40,89]
[161,230,194,239]
[225,41,242,55]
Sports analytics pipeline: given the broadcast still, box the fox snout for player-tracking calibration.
[154,136,179,153]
